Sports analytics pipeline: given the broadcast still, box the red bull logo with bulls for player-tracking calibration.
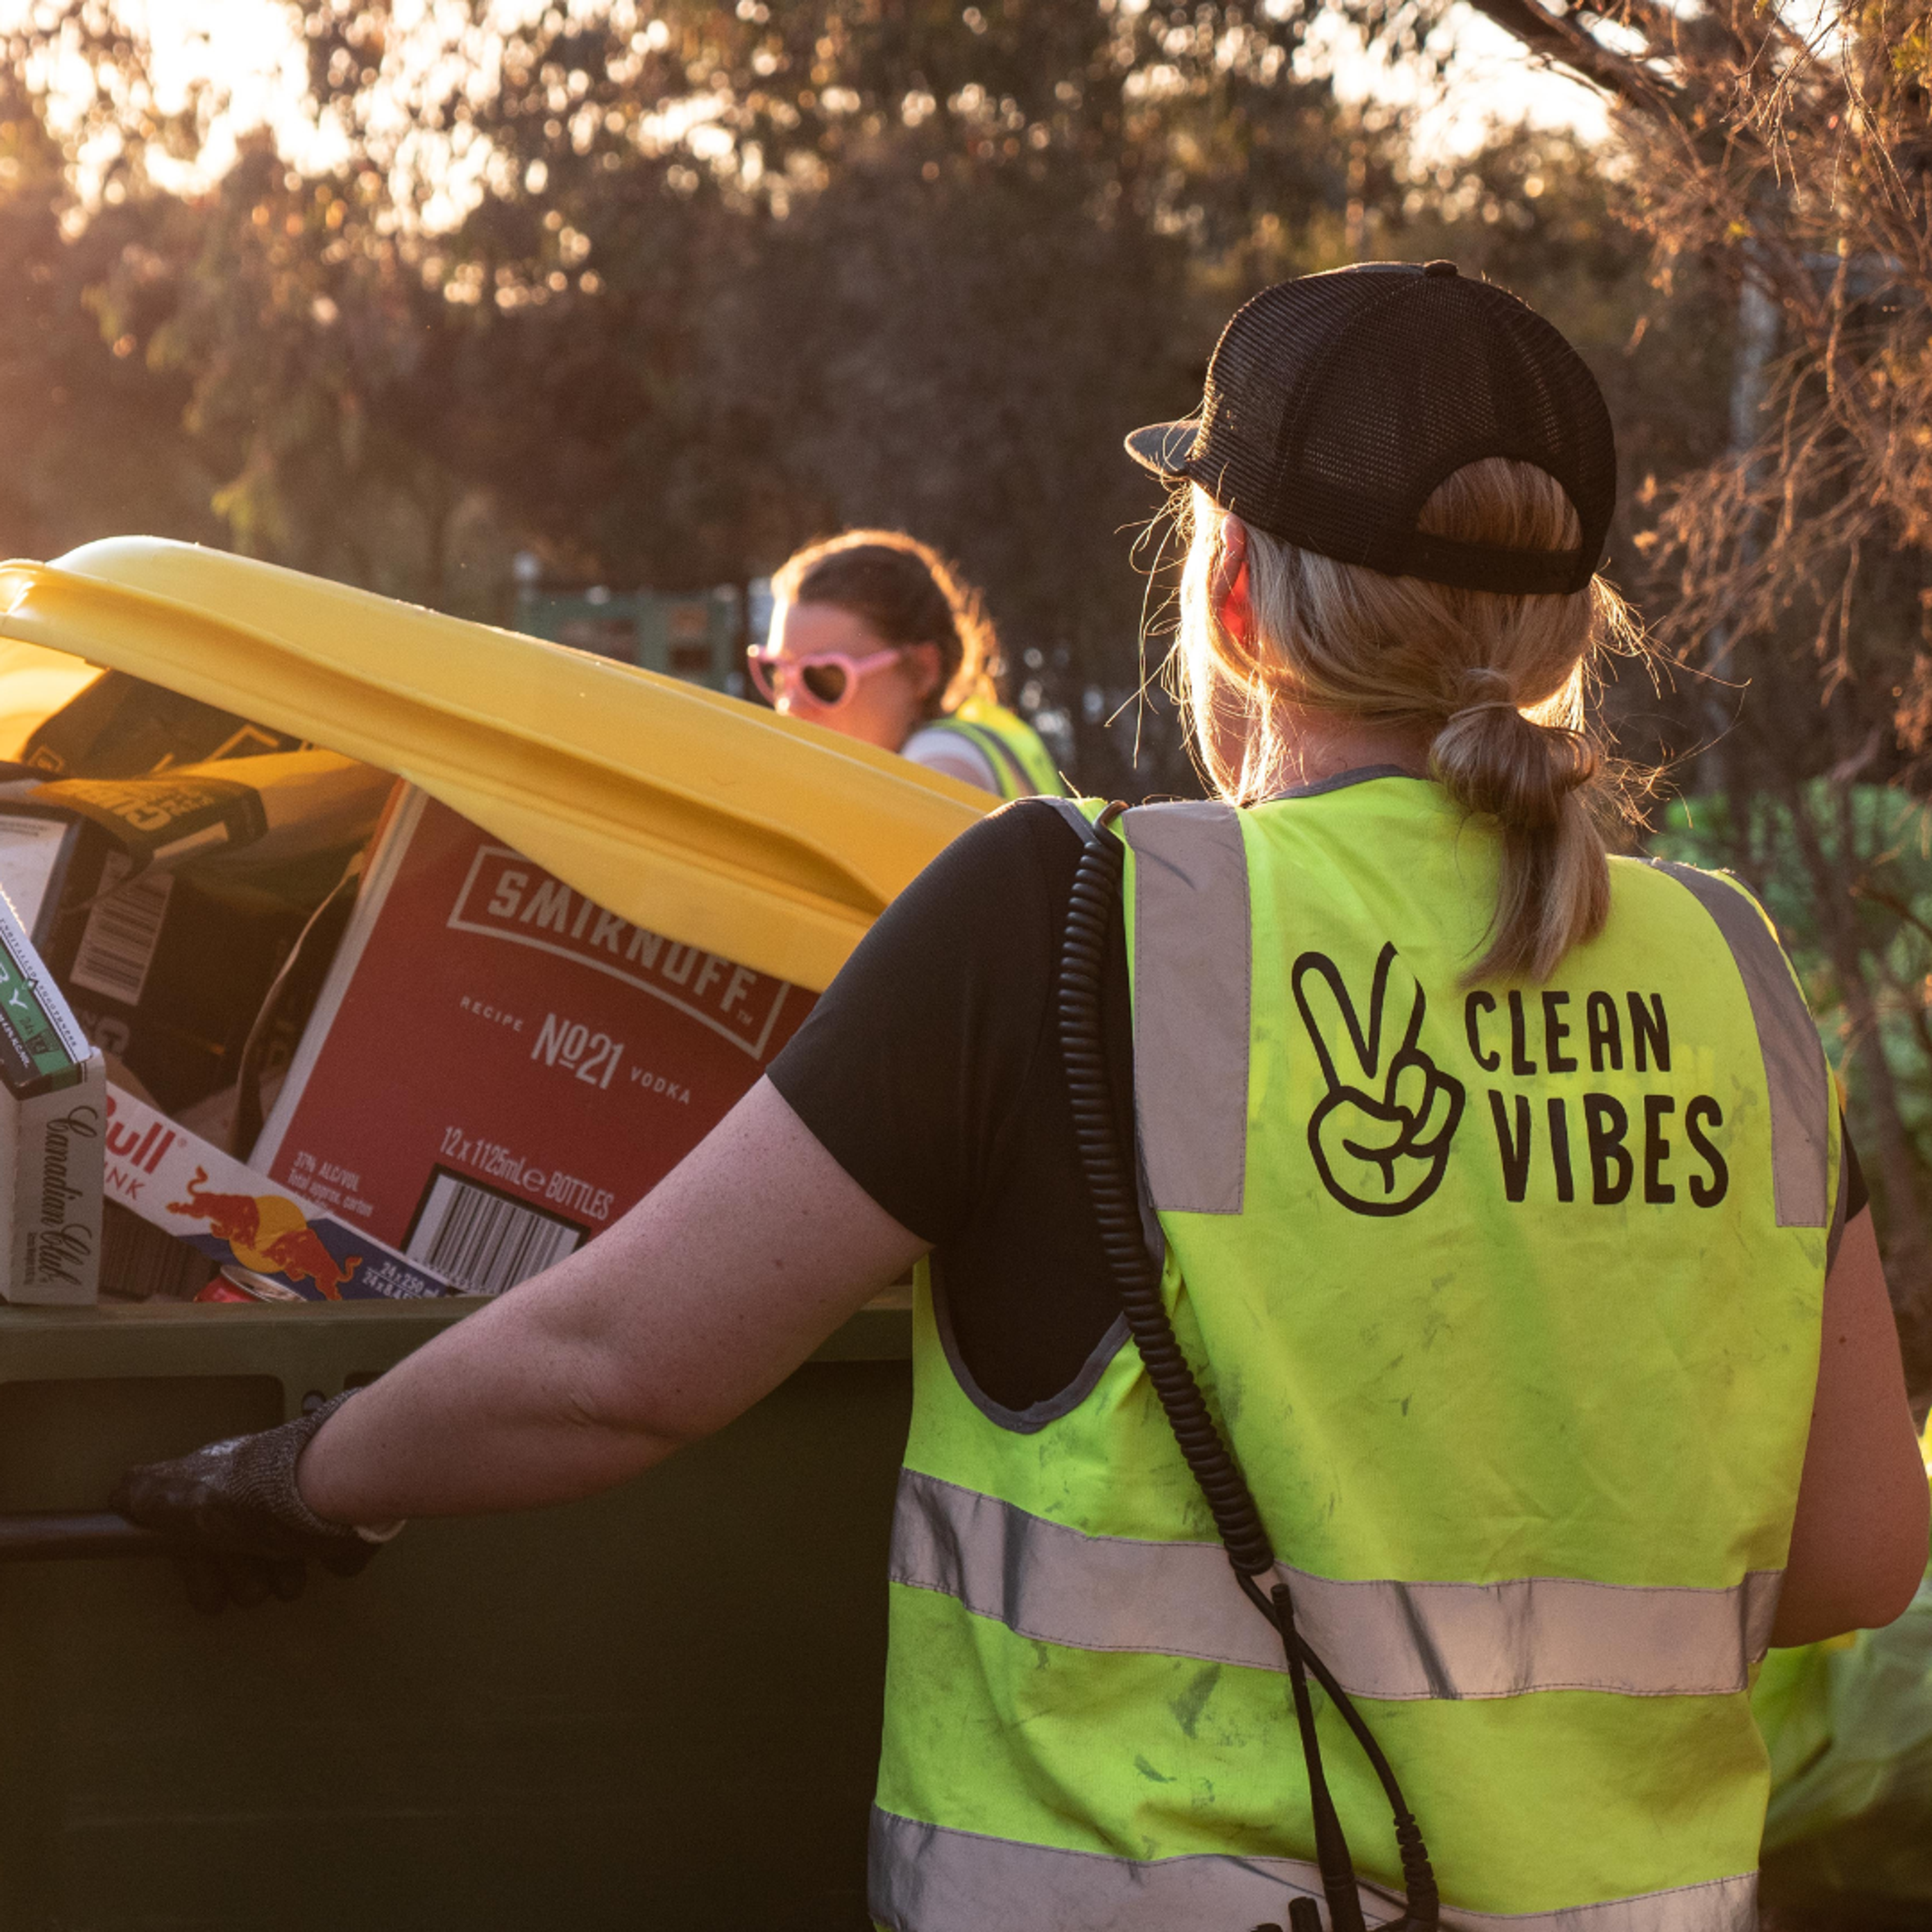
[164,1166,364,1300]
[104,1084,452,1302]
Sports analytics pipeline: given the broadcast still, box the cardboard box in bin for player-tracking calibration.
[0,751,389,1117]
[104,1082,449,1301]
[19,667,305,779]
[100,1199,214,1302]
[253,789,817,1294]
[0,889,102,1303]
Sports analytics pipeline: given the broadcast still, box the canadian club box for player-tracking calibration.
[0,887,103,1303]
[252,789,816,1295]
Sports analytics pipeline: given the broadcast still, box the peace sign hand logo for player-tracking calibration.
[1292,944,1465,1217]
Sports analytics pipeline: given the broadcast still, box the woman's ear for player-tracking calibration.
[1212,519,1253,648]
[904,641,945,702]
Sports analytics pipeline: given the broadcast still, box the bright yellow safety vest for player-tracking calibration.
[873,775,1838,1932]
[923,697,1065,800]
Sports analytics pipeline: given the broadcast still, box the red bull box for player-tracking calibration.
[0,881,103,1302]
[104,1082,451,1302]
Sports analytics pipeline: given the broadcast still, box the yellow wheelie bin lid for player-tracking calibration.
[0,538,991,991]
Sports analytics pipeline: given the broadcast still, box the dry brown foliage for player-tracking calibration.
[1456,0,1932,1373]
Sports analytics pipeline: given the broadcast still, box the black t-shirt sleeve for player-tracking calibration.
[767,802,1062,1246]
[767,798,1134,1413]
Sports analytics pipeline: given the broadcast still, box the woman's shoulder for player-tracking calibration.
[765,798,1085,1247]
[904,794,1086,911]
[902,722,1000,793]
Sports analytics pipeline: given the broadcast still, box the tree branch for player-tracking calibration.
[1460,0,1681,121]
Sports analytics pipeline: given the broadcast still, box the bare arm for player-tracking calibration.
[297,1078,927,1522]
[1770,1206,1929,1647]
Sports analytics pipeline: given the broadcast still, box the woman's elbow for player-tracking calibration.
[1868,1478,1932,1627]
[1772,1483,1929,1648]
[563,1369,715,1457]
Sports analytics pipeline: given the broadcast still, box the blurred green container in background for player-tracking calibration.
[511,557,747,695]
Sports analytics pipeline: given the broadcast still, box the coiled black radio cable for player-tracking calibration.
[1055,803,1439,1932]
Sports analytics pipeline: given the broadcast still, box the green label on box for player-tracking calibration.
[0,937,81,1098]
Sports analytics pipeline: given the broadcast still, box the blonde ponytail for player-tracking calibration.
[1428,664,1611,982]
[1172,459,1643,984]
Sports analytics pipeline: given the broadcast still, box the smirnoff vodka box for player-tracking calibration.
[252,789,815,1294]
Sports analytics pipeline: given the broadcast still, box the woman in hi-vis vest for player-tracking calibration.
[749,528,1064,799]
[119,266,1927,1932]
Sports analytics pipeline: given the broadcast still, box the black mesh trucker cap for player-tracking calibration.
[1126,261,1615,595]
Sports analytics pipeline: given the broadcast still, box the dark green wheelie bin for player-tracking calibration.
[0,1296,910,1930]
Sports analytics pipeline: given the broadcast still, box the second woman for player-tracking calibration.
[749,528,1063,799]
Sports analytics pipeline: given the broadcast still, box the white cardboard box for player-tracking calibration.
[0,886,101,1302]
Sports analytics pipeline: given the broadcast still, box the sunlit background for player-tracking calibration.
[33,0,1605,194]
[0,0,1639,783]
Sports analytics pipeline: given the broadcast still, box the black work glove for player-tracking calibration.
[112,1390,388,1613]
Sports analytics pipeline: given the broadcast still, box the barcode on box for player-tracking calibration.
[405,1168,583,1296]
[71,853,174,1006]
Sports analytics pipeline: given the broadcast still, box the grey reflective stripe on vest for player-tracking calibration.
[869,1809,1759,1932]
[1119,801,1249,1213]
[891,1469,1781,1699]
[1650,862,1830,1227]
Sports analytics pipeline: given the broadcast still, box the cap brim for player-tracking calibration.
[1124,419,1199,477]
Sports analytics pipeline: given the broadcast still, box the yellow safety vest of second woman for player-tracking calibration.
[872,773,1838,1932]
[922,697,1064,800]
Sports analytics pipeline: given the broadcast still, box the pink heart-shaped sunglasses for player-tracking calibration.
[746,645,904,710]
